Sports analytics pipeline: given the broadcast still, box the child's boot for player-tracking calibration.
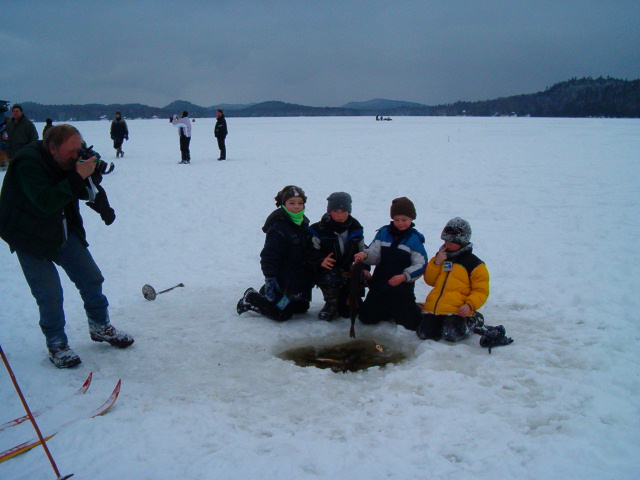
[318,289,339,321]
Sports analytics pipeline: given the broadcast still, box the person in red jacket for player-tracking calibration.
[417,217,489,342]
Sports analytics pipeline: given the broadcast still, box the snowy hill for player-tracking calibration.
[0,116,638,479]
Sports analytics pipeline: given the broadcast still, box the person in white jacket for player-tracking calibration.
[170,111,192,163]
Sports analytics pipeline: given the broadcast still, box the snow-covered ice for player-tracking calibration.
[1,116,638,479]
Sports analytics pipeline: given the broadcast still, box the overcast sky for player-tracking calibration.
[2,1,639,108]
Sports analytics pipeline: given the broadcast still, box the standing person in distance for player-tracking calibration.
[42,118,54,139]
[0,114,8,169]
[214,109,227,160]
[171,110,192,164]
[0,124,134,368]
[237,186,314,321]
[110,111,129,158]
[0,104,39,168]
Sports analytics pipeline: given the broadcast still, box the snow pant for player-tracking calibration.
[216,136,226,159]
[113,137,124,150]
[179,136,191,161]
[245,289,309,321]
[358,286,421,331]
[16,232,110,350]
[417,313,478,342]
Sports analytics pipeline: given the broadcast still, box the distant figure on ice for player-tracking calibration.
[0,104,39,168]
[308,192,369,320]
[110,111,129,158]
[0,115,8,169]
[214,109,228,160]
[353,197,427,331]
[170,110,191,164]
[0,124,134,368]
[237,185,314,321]
[42,118,54,139]
[417,217,489,341]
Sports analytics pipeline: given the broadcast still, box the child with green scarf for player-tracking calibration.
[237,185,314,321]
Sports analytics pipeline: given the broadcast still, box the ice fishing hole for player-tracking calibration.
[277,337,411,373]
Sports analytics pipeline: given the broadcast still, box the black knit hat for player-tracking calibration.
[326,192,352,213]
[390,197,416,220]
[275,185,307,207]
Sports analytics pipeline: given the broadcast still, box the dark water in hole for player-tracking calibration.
[277,339,409,373]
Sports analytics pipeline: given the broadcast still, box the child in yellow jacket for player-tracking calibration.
[417,217,489,342]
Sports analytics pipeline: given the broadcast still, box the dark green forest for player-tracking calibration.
[5,77,639,121]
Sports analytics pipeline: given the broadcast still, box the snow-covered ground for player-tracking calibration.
[1,116,638,479]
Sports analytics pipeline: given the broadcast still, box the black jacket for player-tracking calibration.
[0,141,89,261]
[110,119,129,140]
[308,213,366,276]
[260,208,313,300]
[214,115,228,138]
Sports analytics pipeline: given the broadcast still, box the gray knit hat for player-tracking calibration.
[441,217,472,245]
[326,192,352,213]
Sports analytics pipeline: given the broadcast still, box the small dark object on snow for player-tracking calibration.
[473,324,514,353]
[278,339,406,373]
[142,283,184,301]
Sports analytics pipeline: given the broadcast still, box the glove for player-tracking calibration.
[477,325,514,353]
[263,277,281,302]
[86,185,116,225]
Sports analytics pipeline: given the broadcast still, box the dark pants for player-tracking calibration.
[358,286,421,331]
[113,138,124,151]
[417,313,476,342]
[180,136,191,161]
[216,136,226,159]
[316,271,362,318]
[245,289,309,321]
[16,232,110,350]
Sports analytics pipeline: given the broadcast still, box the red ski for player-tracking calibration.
[0,372,93,433]
[0,379,121,463]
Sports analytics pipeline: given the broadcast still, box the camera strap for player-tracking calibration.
[86,177,99,202]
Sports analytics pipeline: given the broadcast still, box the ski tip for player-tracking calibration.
[76,371,93,395]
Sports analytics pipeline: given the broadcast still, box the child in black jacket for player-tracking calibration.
[308,192,368,320]
[237,185,314,321]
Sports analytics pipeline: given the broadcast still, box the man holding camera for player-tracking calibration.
[0,124,134,368]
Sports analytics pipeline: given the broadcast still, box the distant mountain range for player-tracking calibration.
[6,77,639,121]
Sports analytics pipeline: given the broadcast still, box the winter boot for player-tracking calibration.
[237,287,257,314]
[49,345,82,368]
[318,289,339,321]
[90,324,134,348]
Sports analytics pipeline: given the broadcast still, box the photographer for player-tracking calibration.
[0,124,134,368]
[170,110,191,163]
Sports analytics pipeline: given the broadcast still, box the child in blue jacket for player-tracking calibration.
[353,197,428,331]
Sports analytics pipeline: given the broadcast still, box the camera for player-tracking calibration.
[78,145,115,175]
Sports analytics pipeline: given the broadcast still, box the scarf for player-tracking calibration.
[325,215,351,234]
[444,242,474,260]
[282,206,305,226]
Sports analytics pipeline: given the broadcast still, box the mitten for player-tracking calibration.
[264,277,281,302]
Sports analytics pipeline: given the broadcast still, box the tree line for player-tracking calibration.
[8,77,639,121]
